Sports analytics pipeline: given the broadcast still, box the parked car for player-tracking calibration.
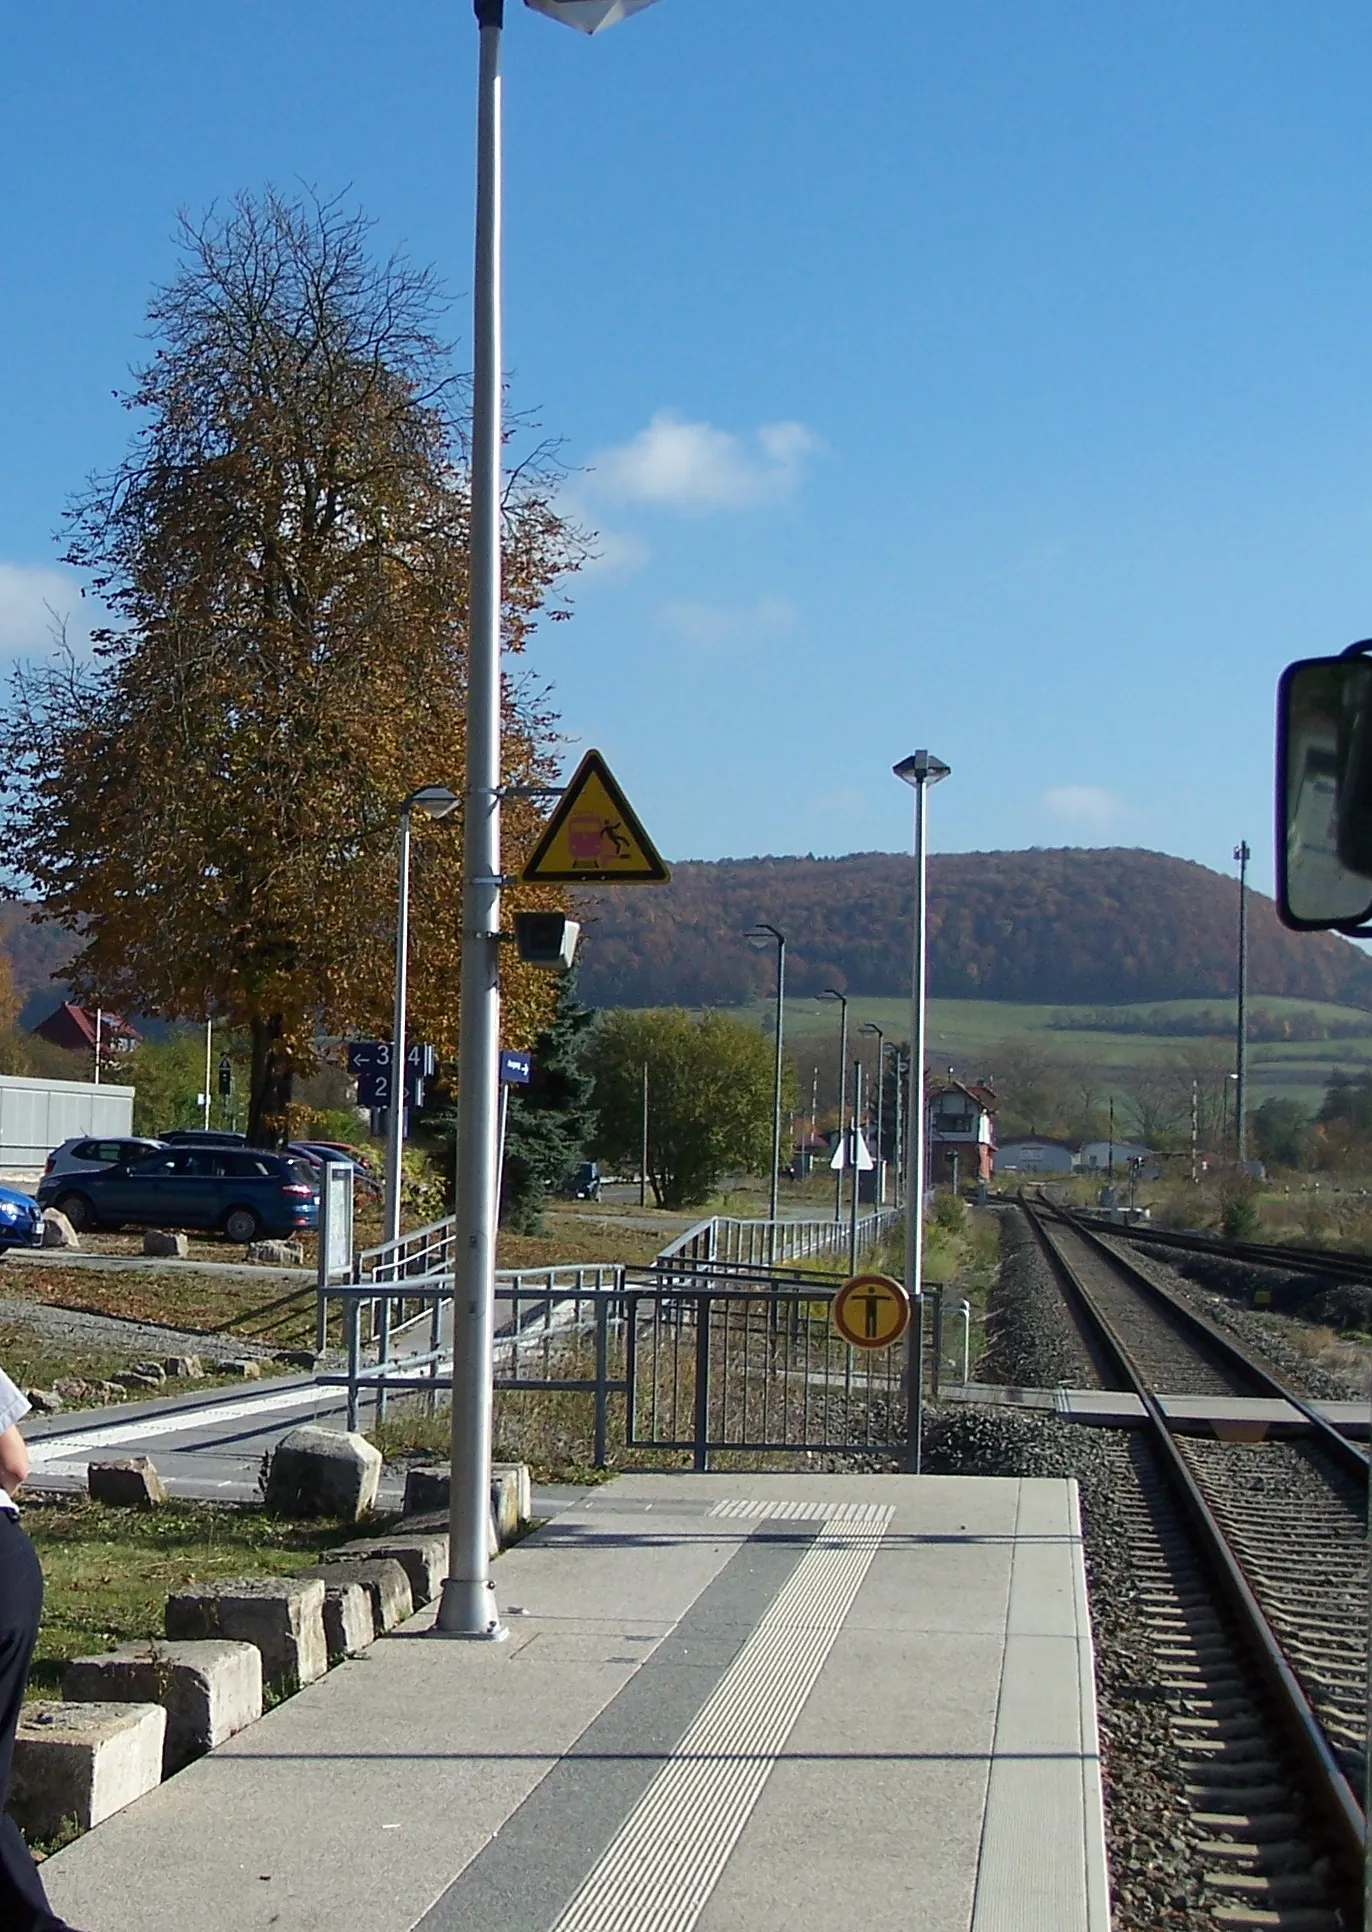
[160,1130,246,1147]
[43,1135,167,1182]
[0,1183,44,1254]
[289,1142,381,1194]
[39,1148,319,1243]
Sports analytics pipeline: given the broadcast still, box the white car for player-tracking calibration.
[43,1135,167,1182]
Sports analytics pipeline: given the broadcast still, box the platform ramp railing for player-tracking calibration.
[321,1204,904,1441]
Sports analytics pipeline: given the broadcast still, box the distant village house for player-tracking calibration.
[29,1002,140,1063]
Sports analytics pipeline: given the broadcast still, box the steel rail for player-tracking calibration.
[1023,1199,1366,1894]
[1047,1201,1370,1480]
[1078,1211,1372,1286]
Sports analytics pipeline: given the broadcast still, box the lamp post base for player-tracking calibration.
[433,1576,508,1641]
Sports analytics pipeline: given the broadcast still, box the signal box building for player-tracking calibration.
[926,1079,997,1187]
[29,1002,140,1065]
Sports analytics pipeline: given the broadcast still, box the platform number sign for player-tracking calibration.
[348,1041,436,1110]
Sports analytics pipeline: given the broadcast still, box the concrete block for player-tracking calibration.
[218,1358,261,1379]
[165,1576,328,1692]
[25,1388,63,1414]
[112,1370,163,1393]
[247,1239,304,1265]
[163,1354,203,1379]
[299,1558,412,1636]
[130,1360,167,1384]
[10,1701,165,1836]
[402,1465,449,1516]
[490,1469,522,1545]
[310,1577,375,1661]
[274,1348,319,1371]
[324,1534,447,1607]
[62,1640,262,1774]
[143,1229,189,1258]
[41,1209,80,1250]
[264,1425,381,1522]
[493,1462,534,1526]
[88,1457,167,1509]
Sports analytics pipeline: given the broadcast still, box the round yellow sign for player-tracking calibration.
[831,1273,911,1351]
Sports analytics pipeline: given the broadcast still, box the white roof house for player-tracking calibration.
[993,1138,1077,1175]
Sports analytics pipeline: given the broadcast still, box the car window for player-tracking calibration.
[92,1142,126,1164]
[227,1154,276,1179]
[181,1152,227,1177]
[120,1141,154,1161]
[285,1160,318,1186]
[127,1154,178,1177]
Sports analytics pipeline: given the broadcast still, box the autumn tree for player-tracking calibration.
[0,191,580,1142]
[586,1008,791,1209]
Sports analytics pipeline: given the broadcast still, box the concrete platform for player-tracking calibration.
[40,1472,1110,1932]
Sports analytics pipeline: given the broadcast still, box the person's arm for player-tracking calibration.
[0,1424,29,1495]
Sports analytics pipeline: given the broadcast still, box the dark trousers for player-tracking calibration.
[0,1515,71,1932]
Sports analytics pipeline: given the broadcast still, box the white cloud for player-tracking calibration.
[657,595,797,649]
[1043,784,1119,830]
[0,562,95,660]
[590,410,821,512]
[555,490,651,580]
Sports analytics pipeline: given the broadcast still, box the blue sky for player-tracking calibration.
[3,2,1371,894]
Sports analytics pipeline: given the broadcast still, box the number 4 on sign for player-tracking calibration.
[830,1130,875,1172]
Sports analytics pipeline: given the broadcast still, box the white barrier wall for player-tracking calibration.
[0,1075,135,1174]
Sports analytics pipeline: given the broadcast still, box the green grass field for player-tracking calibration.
[713,994,1372,1114]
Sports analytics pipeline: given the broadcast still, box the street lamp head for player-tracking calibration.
[405,785,460,821]
[524,0,662,31]
[894,750,951,789]
[819,986,847,1008]
[859,1021,883,1040]
[745,924,784,951]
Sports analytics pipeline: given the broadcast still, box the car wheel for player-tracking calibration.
[224,1205,262,1245]
[54,1193,93,1233]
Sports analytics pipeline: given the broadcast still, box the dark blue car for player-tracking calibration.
[0,1184,44,1254]
[38,1148,319,1244]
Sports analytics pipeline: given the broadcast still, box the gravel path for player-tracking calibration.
[0,1296,281,1363]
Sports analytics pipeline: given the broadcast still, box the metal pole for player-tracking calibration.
[904,769,936,1473]
[383,806,412,1251]
[893,1047,904,1207]
[1235,839,1250,1163]
[92,1008,102,1087]
[202,1018,212,1131]
[1190,1079,1198,1185]
[874,1037,885,1206]
[639,1061,648,1207]
[1108,1096,1115,1181]
[438,0,505,1641]
[848,1059,862,1276]
[769,934,785,1243]
[831,996,848,1223]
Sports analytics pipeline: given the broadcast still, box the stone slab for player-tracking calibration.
[165,1575,327,1691]
[322,1533,447,1605]
[298,1558,413,1636]
[43,1474,1107,1932]
[11,1701,165,1836]
[63,1641,263,1774]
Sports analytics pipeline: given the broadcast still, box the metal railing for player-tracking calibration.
[317,1203,906,1454]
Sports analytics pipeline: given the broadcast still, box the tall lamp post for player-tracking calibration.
[746,926,786,1249]
[818,988,849,1225]
[1234,839,1250,1164]
[439,0,663,1642]
[894,749,950,1475]
[383,786,459,1252]
[860,1021,886,1206]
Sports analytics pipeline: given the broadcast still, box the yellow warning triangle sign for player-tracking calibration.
[521,750,670,885]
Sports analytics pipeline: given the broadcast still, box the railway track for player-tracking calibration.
[1077,1213,1372,1290]
[1024,1199,1369,1930]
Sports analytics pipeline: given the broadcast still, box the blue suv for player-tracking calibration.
[0,1184,44,1254]
[39,1148,319,1244]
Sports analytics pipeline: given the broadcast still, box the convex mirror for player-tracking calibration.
[1277,647,1372,929]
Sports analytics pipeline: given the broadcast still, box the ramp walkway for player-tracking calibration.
[42,1472,1111,1932]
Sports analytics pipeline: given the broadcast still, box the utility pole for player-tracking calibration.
[93,1008,103,1087]
[639,1061,649,1208]
[1234,840,1250,1165]
[1190,1079,1199,1185]
[820,989,849,1224]
[203,1019,213,1131]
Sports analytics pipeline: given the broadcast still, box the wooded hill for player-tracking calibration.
[572,848,1372,1011]
[9,846,1372,1025]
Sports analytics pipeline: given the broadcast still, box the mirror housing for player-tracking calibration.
[1276,645,1372,929]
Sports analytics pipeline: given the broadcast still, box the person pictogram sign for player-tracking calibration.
[831,1273,911,1351]
[521,749,670,885]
